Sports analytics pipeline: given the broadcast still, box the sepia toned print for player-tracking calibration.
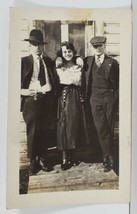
[7,7,131,209]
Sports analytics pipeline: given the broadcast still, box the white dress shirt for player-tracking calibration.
[95,53,105,65]
[29,54,52,93]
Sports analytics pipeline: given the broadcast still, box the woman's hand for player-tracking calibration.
[76,57,84,68]
[56,57,63,68]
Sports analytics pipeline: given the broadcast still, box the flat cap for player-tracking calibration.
[90,36,106,45]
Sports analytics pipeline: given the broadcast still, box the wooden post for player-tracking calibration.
[95,21,104,36]
[85,21,95,57]
[61,23,69,42]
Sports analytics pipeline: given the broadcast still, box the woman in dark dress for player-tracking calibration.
[56,41,89,170]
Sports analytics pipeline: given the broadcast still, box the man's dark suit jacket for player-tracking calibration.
[21,54,58,131]
[21,54,57,111]
[83,55,119,101]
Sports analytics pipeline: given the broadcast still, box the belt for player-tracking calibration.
[33,91,52,100]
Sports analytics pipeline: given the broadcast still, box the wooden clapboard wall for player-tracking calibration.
[19,20,120,169]
[19,19,32,169]
[103,22,120,62]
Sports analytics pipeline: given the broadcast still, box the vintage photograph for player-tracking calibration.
[7,7,131,208]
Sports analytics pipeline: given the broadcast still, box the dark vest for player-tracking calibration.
[92,61,113,96]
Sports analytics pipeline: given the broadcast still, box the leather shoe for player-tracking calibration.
[39,158,53,172]
[103,155,114,172]
[71,159,80,166]
[29,158,40,175]
[41,164,53,172]
[103,164,111,172]
[61,158,71,170]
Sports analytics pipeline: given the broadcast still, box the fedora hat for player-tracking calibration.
[24,29,48,44]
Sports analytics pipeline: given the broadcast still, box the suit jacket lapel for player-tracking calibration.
[104,55,112,80]
[86,56,95,96]
[43,57,54,86]
[24,55,33,77]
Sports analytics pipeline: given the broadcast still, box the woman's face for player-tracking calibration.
[61,46,74,61]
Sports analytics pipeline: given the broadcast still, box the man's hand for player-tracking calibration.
[21,89,37,96]
[38,84,52,94]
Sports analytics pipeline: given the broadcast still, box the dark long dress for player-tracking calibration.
[57,83,89,150]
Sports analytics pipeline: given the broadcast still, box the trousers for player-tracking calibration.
[90,91,118,158]
[22,92,56,159]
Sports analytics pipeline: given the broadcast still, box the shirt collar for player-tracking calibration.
[32,54,43,60]
[95,54,105,63]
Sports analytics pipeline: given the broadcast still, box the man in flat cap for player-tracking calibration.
[21,29,57,175]
[83,36,119,172]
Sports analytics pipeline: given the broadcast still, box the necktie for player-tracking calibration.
[96,56,101,68]
[38,58,46,86]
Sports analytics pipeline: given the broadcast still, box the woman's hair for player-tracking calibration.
[56,41,77,58]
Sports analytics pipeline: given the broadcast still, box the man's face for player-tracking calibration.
[61,46,74,61]
[29,41,44,56]
[93,43,105,56]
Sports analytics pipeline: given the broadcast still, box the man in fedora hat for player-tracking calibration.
[21,29,57,175]
[83,36,119,172]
